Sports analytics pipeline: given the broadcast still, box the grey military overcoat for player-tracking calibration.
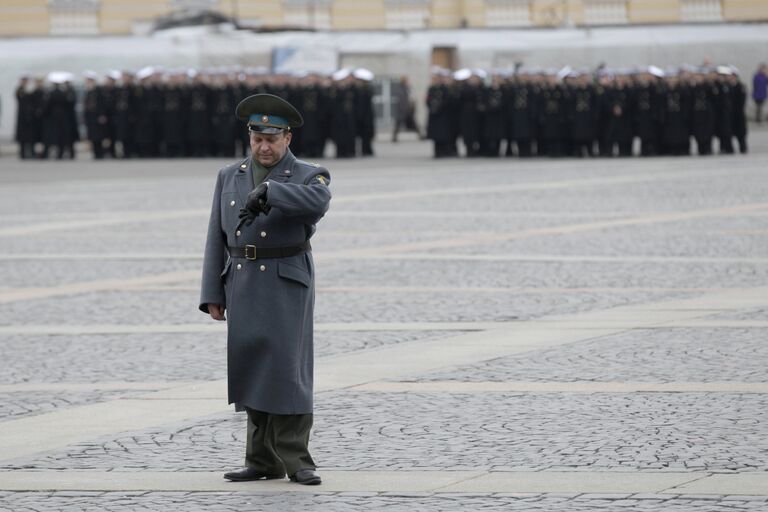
[199,150,331,415]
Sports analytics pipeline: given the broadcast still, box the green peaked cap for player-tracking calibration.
[235,93,304,133]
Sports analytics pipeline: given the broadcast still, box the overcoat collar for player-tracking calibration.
[234,150,297,203]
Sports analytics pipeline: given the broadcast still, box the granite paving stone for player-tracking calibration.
[0,390,151,422]
[1,491,767,511]
[0,331,459,385]
[4,392,766,473]
[417,327,768,383]
[0,287,695,325]
[1,137,767,509]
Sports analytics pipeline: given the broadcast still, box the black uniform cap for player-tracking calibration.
[235,93,304,134]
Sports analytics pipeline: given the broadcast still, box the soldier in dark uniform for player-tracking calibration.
[41,73,78,159]
[329,71,357,158]
[30,77,46,157]
[538,73,565,158]
[600,73,633,157]
[64,78,80,159]
[200,93,329,487]
[99,73,118,158]
[567,72,598,157]
[161,71,187,157]
[82,72,109,159]
[133,68,158,157]
[14,75,37,159]
[690,70,716,155]
[297,74,327,158]
[660,72,692,156]
[632,68,663,156]
[426,71,454,158]
[714,68,735,154]
[186,72,211,157]
[729,69,748,154]
[113,72,137,158]
[506,72,537,157]
[481,74,505,157]
[208,72,237,157]
[456,70,482,157]
[353,69,376,156]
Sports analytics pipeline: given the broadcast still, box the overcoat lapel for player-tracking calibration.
[235,156,253,204]
[265,150,297,180]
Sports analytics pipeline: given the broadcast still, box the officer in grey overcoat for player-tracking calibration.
[199,94,331,485]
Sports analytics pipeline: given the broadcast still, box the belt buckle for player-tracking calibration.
[244,245,257,260]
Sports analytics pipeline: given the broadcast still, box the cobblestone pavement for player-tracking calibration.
[0,390,148,422]
[1,491,767,512]
[418,327,768,383]
[6,391,766,473]
[0,331,461,385]
[1,136,768,509]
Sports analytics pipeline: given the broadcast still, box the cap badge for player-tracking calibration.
[262,115,269,123]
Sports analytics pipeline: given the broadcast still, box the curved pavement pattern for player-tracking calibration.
[1,137,767,511]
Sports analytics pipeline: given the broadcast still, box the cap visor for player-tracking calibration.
[248,125,285,135]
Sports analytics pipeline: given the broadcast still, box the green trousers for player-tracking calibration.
[245,408,316,476]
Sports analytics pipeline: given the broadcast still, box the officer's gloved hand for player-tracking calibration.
[237,182,270,228]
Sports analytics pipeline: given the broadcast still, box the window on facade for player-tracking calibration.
[582,0,628,25]
[283,0,332,29]
[485,0,531,27]
[48,0,100,35]
[680,0,722,22]
[384,0,430,29]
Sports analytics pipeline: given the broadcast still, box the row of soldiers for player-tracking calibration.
[426,66,749,158]
[14,68,376,160]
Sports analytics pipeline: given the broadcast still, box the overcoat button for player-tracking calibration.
[230,200,236,206]
[259,265,266,271]
[236,263,242,270]
[260,231,267,238]
[236,230,241,236]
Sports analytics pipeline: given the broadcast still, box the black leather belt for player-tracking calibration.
[227,241,311,260]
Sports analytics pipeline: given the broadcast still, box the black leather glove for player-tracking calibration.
[246,182,269,212]
[237,182,270,228]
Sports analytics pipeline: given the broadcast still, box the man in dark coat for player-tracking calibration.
[14,75,37,159]
[329,74,357,158]
[82,72,108,159]
[632,70,663,156]
[567,73,598,157]
[426,73,453,158]
[506,75,537,157]
[41,74,78,159]
[730,72,748,154]
[161,72,186,157]
[113,72,137,158]
[481,76,505,157]
[200,93,330,486]
[457,73,483,157]
[660,74,692,156]
[353,69,376,156]
[690,72,716,156]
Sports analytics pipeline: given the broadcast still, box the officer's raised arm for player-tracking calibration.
[264,170,332,223]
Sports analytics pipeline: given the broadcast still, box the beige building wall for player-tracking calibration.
[628,0,682,23]
[331,0,384,29]
[430,0,462,27]
[2,0,768,37]
[218,0,284,26]
[0,0,49,36]
[99,0,172,35]
[460,0,487,27]
[723,0,768,20]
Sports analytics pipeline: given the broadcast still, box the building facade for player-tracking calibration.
[1,0,767,37]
